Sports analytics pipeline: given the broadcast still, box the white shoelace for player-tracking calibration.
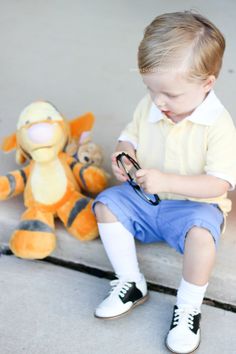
[109,279,132,298]
[173,307,199,330]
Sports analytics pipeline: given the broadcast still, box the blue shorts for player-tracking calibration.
[93,182,224,254]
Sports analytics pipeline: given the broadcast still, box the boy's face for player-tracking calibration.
[142,70,215,123]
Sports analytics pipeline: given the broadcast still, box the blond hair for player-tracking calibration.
[138,11,225,81]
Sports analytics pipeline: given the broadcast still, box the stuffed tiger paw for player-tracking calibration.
[1,101,109,260]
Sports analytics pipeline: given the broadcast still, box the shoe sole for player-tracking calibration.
[165,330,201,354]
[94,293,149,320]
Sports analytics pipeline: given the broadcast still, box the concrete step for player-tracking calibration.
[1,196,236,308]
[1,255,236,354]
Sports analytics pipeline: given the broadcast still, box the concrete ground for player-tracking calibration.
[0,1,236,354]
[1,196,236,308]
[1,255,236,354]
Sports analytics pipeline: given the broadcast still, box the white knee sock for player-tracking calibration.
[98,222,142,282]
[177,278,208,310]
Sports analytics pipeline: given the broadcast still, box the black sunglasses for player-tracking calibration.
[116,152,160,206]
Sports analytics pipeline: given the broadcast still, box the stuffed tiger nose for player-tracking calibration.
[27,122,55,144]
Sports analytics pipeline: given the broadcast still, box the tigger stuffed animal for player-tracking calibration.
[1,101,108,259]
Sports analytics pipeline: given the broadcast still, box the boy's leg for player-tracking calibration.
[157,200,222,352]
[94,202,148,319]
[95,202,143,281]
[183,226,216,286]
[166,227,216,354]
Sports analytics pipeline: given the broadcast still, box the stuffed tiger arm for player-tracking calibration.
[0,166,30,200]
[68,156,108,195]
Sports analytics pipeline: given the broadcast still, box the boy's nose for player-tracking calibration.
[27,122,55,144]
[155,95,165,108]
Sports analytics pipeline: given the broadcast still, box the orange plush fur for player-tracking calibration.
[1,101,108,259]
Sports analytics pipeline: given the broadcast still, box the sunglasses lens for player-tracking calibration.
[133,184,159,205]
[118,156,139,181]
[128,164,139,181]
[116,153,160,206]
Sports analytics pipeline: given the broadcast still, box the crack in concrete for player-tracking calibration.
[1,246,235,314]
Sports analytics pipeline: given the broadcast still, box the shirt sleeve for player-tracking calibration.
[204,111,236,190]
[118,95,148,149]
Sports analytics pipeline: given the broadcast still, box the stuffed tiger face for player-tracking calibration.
[2,103,95,166]
[16,101,70,163]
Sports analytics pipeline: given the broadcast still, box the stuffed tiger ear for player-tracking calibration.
[69,112,95,141]
[1,133,17,152]
[2,133,27,164]
[79,131,92,144]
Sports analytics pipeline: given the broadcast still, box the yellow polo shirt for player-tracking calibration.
[119,91,236,216]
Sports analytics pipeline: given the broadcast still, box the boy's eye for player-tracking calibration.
[166,93,180,98]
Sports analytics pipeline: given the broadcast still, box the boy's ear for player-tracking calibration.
[203,75,216,93]
[1,133,17,152]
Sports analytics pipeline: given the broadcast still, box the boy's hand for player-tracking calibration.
[111,151,136,182]
[136,168,168,194]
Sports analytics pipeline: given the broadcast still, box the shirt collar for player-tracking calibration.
[148,90,225,126]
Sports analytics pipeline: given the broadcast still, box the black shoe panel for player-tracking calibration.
[119,282,143,304]
[169,305,201,334]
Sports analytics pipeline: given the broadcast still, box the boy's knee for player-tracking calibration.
[94,202,117,222]
[94,202,106,217]
[186,226,215,246]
